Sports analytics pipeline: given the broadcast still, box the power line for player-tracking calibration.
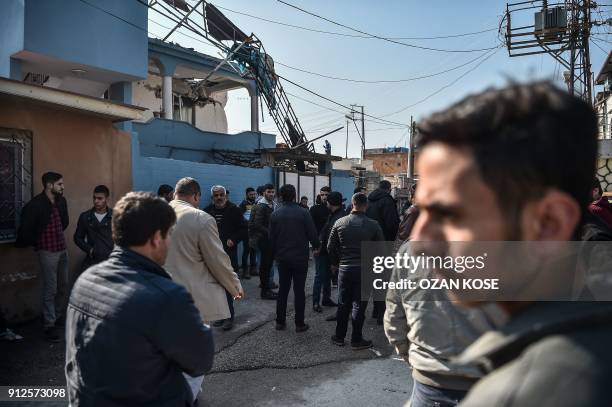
[280,75,409,127]
[213,3,497,40]
[591,38,610,55]
[277,0,499,53]
[274,53,494,83]
[379,47,500,118]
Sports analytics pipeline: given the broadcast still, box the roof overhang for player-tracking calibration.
[596,51,612,85]
[0,77,145,122]
[256,148,343,162]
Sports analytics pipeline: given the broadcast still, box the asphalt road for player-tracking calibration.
[1,261,413,406]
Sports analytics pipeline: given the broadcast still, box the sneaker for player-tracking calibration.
[261,291,278,300]
[351,339,373,350]
[295,323,309,333]
[322,299,337,307]
[313,305,323,313]
[0,328,23,342]
[275,322,286,331]
[212,320,224,327]
[331,335,345,346]
[222,319,234,331]
[44,327,61,343]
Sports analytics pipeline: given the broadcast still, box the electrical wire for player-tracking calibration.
[378,47,501,118]
[277,0,500,53]
[274,53,494,83]
[212,3,497,40]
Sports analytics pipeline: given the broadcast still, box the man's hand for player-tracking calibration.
[233,287,245,300]
[226,239,235,248]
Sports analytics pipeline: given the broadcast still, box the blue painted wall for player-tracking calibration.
[133,156,275,207]
[330,169,356,204]
[23,0,147,79]
[0,1,25,78]
[134,119,277,163]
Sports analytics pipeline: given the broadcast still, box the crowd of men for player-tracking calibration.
[3,81,612,407]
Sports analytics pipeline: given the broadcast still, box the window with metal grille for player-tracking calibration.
[0,129,33,243]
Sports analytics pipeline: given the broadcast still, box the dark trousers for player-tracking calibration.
[222,245,237,320]
[373,301,386,324]
[258,240,274,293]
[313,254,331,305]
[225,290,235,320]
[276,259,308,326]
[241,239,257,269]
[224,245,239,273]
[336,265,367,343]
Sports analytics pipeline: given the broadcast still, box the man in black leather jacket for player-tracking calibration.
[328,193,384,350]
[65,192,213,406]
[73,185,113,272]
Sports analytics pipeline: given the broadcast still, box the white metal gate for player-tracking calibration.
[276,170,329,206]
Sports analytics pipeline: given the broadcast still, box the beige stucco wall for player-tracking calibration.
[0,97,132,322]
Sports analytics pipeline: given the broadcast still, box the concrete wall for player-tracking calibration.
[133,156,274,206]
[134,118,276,164]
[23,0,147,79]
[132,73,230,133]
[0,99,132,322]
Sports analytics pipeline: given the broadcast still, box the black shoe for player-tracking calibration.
[331,335,345,346]
[325,314,337,322]
[44,327,61,343]
[351,339,373,350]
[295,323,309,333]
[275,322,286,330]
[212,320,224,327]
[322,299,337,307]
[222,319,234,331]
[313,305,323,313]
[261,291,278,300]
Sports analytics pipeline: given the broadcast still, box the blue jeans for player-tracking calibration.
[409,381,467,407]
[312,254,331,305]
[335,265,367,343]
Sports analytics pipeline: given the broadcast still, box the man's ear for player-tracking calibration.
[150,229,163,249]
[522,190,581,241]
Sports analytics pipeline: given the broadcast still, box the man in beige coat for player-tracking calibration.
[165,177,244,324]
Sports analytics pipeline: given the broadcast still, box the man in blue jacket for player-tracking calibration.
[65,192,214,406]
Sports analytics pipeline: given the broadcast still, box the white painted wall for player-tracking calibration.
[131,73,229,134]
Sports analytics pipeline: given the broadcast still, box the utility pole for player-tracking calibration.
[503,0,597,104]
[360,105,366,161]
[408,116,416,181]
[345,118,349,159]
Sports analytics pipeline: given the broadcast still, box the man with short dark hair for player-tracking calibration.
[299,196,309,209]
[165,178,244,327]
[345,186,366,215]
[157,184,174,202]
[310,186,331,234]
[66,192,214,406]
[313,191,344,313]
[270,184,320,332]
[249,183,278,299]
[204,185,247,331]
[384,82,612,407]
[16,171,69,342]
[328,192,384,350]
[239,187,258,279]
[74,185,113,272]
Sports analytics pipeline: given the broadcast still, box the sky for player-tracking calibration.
[147,0,612,158]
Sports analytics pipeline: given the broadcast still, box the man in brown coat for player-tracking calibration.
[165,178,244,324]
